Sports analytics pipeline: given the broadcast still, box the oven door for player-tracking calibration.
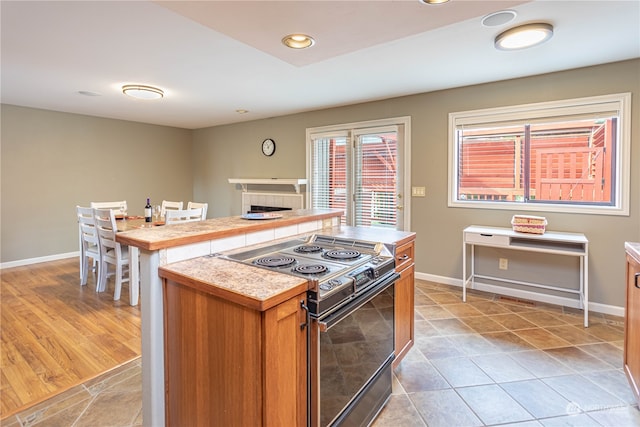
[311,272,398,427]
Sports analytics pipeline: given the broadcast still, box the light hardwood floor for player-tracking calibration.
[0,258,141,419]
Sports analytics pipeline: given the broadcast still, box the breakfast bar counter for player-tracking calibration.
[116,208,342,251]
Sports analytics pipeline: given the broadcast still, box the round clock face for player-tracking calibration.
[262,138,276,156]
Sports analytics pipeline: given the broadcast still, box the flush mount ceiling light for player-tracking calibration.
[419,0,450,4]
[122,84,164,100]
[495,23,554,50]
[282,34,315,49]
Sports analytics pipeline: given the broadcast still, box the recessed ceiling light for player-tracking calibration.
[495,23,554,50]
[236,109,249,114]
[122,84,164,100]
[418,0,450,4]
[282,34,315,49]
[481,10,517,27]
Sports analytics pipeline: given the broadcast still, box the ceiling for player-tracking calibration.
[1,1,639,130]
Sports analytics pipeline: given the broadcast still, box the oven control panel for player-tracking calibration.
[348,266,375,290]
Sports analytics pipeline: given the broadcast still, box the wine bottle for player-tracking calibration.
[145,198,152,222]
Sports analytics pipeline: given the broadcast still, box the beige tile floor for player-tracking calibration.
[4,279,640,426]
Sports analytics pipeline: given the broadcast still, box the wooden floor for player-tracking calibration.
[0,258,141,419]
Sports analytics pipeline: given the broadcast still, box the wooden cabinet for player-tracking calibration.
[394,239,415,367]
[625,245,640,406]
[163,279,308,427]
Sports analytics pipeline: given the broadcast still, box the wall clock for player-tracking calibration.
[261,138,276,156]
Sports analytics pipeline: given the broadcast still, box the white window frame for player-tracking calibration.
[306,116,412,230]
[448,93,631,216]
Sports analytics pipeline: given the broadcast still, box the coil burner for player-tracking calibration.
[294,245,323,254]
[292,264,329,275]
[253,256,296,268]
[324,249,361,261]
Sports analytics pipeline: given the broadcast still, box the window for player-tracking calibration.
[307,117,410,230]
[448,93,631,215]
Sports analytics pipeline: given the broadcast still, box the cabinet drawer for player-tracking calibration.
[395,241,414,272]
[465,232,509,246]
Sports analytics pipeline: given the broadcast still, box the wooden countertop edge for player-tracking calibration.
[116,210,343,251]
[159,266,310,312]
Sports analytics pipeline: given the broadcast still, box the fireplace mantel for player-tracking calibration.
[228,178,307,193]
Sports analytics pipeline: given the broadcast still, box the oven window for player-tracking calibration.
[320,285,394,426]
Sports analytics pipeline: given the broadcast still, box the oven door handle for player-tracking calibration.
[318,272,399,332]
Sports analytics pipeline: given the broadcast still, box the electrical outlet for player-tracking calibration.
[499,258,508,270]
[412,186,426,197]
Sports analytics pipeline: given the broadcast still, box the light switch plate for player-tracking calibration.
[412,186,426,197]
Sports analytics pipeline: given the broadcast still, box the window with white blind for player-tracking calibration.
[307,117,410,230]
[448,93,631,215]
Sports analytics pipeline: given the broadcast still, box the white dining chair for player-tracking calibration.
[91,200,128,217]
[93,208,130,301]
[76,205,101,287]
[161,200,183,217]
[165,208,203,224]
[187,201,208,220]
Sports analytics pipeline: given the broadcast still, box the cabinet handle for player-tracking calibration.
[299,300,310,330]
[397,254,409,261]
[635,272,640,289]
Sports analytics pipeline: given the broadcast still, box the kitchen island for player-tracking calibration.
[156,225,415,426]
[117,210,415,426]
[116,209,343,427]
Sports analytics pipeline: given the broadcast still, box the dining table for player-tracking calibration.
[115,216,166,305]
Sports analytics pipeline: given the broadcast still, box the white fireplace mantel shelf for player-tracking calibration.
[228,178,307,193]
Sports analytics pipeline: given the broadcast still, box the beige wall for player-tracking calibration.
[1,59,638,308]
[1,105,193,262]
[192,59,640,308]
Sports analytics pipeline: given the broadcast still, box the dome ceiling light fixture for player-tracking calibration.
[122,84,164,100]
[282,34,315,49]
[419,0,450,4]
[495,22,554,50]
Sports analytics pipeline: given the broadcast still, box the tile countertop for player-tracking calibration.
[115,208,343,251]
[626,241,640,264]
[158,225,416,312]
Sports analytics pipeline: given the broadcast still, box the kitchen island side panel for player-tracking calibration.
[163,260,309,427]
[164,279,263,426]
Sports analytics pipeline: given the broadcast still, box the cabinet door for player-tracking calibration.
[394,263,414,366]
[264,293,308,427]
[625,255,640,405]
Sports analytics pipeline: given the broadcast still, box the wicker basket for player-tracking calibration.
[511,215,547,234]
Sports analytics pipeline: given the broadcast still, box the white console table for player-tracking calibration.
[463,225,589,327]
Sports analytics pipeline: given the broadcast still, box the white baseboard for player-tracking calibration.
[415,271,624,318]
[1,252,79,269]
